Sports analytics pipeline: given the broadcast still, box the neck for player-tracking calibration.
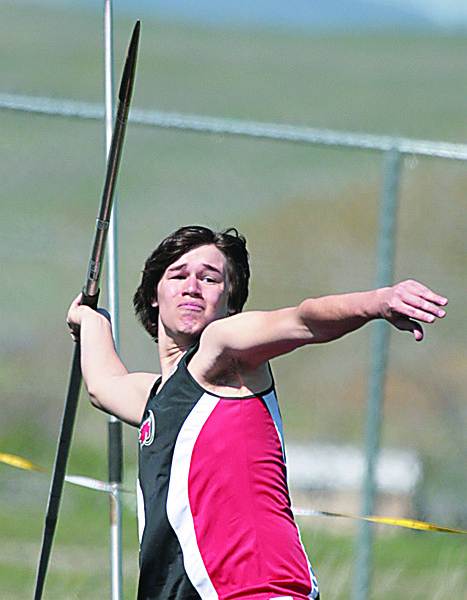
[158,327,198,383]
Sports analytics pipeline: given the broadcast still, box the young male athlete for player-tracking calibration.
[67,225,448,600]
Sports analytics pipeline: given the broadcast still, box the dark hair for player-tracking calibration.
[133,225,250,342]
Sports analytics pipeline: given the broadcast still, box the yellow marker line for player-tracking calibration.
[293,508,467,535]
[0,452,131,494]
[0,452,48,473]
[2,452,465,534]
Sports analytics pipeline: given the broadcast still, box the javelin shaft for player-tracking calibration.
[84,19,140,303]
[33,20,140,600]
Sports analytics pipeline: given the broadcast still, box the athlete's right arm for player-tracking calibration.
[67,294,158,427]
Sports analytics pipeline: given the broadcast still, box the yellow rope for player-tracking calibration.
[2,451,466,534]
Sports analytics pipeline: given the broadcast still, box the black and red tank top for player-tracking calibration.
[137,344,319,600]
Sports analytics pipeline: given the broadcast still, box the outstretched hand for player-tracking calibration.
[379,279,447,341]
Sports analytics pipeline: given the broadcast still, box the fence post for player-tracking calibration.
[353,147,402,600]
[103,1,124,598]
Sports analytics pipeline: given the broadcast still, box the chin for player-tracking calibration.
[178,319,206,338]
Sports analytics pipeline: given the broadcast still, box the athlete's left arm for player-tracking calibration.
[200,279,447,369]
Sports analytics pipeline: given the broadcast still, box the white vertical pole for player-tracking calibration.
[103,1,124,598]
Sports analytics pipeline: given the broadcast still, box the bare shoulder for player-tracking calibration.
[187,315,280,396]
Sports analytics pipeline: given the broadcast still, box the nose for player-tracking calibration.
[183,274,201,296]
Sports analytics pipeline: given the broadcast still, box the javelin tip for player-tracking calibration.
[118,19,141,106]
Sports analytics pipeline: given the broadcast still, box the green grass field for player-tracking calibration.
[1,1,467,598]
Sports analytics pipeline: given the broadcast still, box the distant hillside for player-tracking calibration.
[113,0,434,30]
[29,0,436,31]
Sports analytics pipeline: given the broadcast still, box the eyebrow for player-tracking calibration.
[166,262,223,275]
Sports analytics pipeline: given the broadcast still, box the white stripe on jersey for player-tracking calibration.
[166,392,220,600]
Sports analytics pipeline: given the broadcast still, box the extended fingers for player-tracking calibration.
[393,280,447,322]
[401,296,446,322]
[405,279,448,307]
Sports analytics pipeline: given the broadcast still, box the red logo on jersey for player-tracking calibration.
[139,410,155,447]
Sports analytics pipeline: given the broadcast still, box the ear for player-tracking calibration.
[151,298,158,308]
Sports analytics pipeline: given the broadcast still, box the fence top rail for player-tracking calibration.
[2,92,467,161]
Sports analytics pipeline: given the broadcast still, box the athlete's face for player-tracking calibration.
[154,244,230,343]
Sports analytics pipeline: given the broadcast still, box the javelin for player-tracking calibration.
[33,20,140,600]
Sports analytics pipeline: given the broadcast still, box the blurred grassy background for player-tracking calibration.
[1,1,467,598]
